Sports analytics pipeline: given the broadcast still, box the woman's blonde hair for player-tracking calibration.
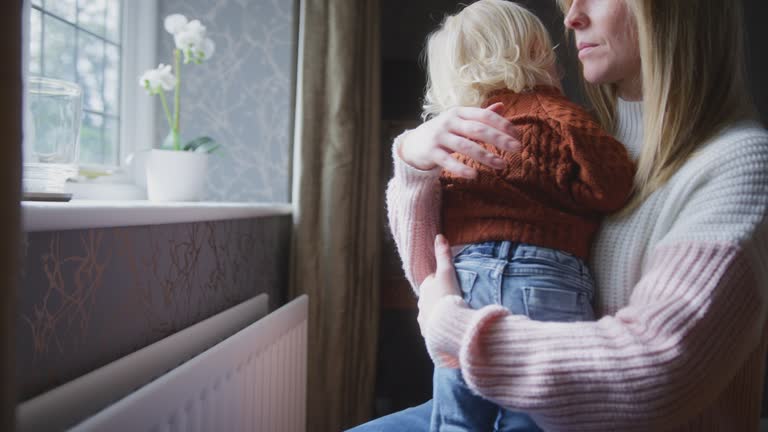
[422,0,560,119]
[558,0,756,211]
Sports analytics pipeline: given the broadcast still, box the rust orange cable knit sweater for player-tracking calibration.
[440,86,635,259]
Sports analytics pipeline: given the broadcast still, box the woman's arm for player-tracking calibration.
[422,135,768,430]
[427,243,764,430]
[385,133,443,290]
[386,104,521,290]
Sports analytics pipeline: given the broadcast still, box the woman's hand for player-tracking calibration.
[399,103,522,179]
[417,234,462,337]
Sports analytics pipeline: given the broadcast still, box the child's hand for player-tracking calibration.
[399,103,521,178]
[417,234,462,337]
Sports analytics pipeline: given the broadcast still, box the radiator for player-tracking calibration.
[19,294,308,432]
[18,294,271,431]
[73,294,308,432]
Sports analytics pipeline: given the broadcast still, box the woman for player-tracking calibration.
[351,0,768,430]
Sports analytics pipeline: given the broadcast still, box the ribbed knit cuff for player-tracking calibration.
[426,295,514,369]
[392,130,443,184]
[425,295,468,367]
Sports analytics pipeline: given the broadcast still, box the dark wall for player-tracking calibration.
[17,216,291,401]
[745,0,768,123]
[2,1,22,430]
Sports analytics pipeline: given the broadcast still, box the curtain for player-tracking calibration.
[289,0,382,430]
[0,1,22,430]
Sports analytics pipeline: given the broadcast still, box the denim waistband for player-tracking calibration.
[453,240,592,278]
[453,241,528,260]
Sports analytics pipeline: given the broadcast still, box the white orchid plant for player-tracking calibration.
[139,14,219,153]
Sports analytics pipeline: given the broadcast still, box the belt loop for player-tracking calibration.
[497,241,512,260]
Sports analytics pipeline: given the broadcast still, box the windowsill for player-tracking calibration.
[22,200,293,232]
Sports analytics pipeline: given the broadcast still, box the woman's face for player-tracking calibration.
[564,0,642,99]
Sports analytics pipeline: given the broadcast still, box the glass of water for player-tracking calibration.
[24,76,82,194]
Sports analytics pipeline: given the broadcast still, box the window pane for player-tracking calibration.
[43,15,76,82]
[30,9,42,75]
[35,0,123,169]
[77,0,106,38]
[47,0,76,23]
[104,43,119,114]
[104,117,119,166]
[105,0,121,43]
[77,30,105,112]
[79,112,104,165]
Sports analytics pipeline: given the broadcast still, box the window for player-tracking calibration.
[28,0,122,169]
[22,0,296,203]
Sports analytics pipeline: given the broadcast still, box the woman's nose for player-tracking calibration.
[564,5,589,30]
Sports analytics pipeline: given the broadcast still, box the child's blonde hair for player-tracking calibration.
[422,0,560,119]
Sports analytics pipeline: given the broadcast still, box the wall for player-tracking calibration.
[745,0,768,123]
[1,1,22,429]
[155,0,297,202]
[17,215,291,401]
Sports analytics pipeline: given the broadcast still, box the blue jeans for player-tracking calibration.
[347,241,595,432]
[431,241,595,431]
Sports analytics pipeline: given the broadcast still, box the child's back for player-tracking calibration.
[440,86,634,260]
[423,0,634,260]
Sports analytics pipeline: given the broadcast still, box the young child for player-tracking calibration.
[386,1,636,430]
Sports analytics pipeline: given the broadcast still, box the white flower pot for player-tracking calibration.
[146,149,209,201]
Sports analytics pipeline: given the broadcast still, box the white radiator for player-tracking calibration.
[18,294,271,431]
[47,294,307,432]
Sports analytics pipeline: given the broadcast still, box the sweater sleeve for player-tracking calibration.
[424,134,768,431]
[385,131,444,291]
[560,123,636,213]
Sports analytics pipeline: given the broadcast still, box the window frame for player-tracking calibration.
[119,0,158,183]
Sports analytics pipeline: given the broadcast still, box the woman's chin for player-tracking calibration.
[581,68,613,86]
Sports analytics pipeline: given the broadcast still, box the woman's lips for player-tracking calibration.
[578,43,599,59]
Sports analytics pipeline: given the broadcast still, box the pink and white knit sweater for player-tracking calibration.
[386,99,768,431]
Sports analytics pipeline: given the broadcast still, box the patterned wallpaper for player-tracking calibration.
[155,0,297,202]
[17,216,291,400]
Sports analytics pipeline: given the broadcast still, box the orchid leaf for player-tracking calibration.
[204,144,220,154]
[183,136,220,153]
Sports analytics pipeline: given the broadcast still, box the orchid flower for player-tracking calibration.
[164,14,216,64]
[139,64,176,94]
[139,14,219,152]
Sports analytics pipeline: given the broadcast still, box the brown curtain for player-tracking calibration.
[289,0,382,430]
[1,1,22,431]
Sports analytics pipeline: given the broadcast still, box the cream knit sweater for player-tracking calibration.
[386,100,768,431]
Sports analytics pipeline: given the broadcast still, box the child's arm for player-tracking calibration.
[561,124,636,213]
[386,133,444,293]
